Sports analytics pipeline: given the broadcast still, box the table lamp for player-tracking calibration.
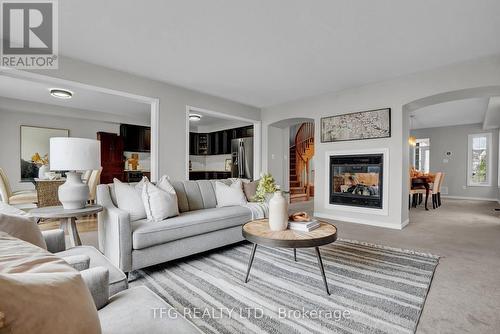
[50,137,101,209]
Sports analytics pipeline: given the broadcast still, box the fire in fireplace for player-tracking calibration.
[330,154,383,209]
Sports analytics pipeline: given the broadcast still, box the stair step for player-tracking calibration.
[290,188,306,195]
[290,181,300,187]
[290,193,309,203]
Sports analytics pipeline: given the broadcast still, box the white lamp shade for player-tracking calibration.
[50,137,101,171]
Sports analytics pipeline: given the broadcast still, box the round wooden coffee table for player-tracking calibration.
[242,219,337,295]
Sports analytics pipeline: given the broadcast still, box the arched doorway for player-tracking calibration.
[402,86,500,217]
[267,118,315,204]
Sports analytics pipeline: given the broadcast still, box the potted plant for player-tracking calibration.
[253,173,278,203]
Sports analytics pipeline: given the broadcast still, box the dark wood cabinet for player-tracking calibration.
[120,124,151,152]
[97,132,124,184]
[189,125,253,156]
[189,171,231,180]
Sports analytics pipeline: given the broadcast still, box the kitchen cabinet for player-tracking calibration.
[189,171,231,180]
[97,132,124,184]
[120,124,151,152]
[189,125,253,156]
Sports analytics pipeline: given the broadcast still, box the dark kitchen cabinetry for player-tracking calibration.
[189,125,253,156]
[189,171,231,180]
[97,132,125,184]
[120,124,151,152]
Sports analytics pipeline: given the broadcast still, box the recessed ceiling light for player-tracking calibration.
[50,88,73,99]
[189,113,202,121]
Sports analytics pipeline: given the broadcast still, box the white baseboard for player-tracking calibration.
[441,195,498,202]
[314,211,405,230]
[401,218,410,228]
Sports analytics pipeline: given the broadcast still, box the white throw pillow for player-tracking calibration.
[142,178,179,222]
[215,179,247,208]
[113,178,147,221]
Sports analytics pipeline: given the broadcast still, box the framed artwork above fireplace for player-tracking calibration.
[320,108,391,143]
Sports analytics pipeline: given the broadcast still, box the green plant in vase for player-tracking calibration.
[254,173,278,202]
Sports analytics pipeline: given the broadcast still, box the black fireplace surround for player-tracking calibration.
[330,154,383,209]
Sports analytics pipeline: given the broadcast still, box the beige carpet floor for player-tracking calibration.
[51,198,500,333]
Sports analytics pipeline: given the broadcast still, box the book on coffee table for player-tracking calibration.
[288,219,320,232]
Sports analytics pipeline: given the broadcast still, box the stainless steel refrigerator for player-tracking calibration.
[231,138,253,179]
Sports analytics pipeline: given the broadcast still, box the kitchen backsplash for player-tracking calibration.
[190,154,231,171]
[124,151,151,171]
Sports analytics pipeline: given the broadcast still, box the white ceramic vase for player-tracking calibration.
[38,164,49,179]
[268,191,288,231]
[58,172,89,209]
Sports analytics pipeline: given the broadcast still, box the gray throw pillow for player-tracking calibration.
[243,179,259,202]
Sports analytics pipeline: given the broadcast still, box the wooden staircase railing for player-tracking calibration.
[294,122,314,200]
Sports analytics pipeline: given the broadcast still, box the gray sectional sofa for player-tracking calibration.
[97,179,253,273]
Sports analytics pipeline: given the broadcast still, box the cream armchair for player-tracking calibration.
[0,168,37,205]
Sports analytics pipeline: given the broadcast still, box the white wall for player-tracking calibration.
[267,125,288,189]
[16,56,261,181]
[411,123,499,200]
[262,55,500,229]
[0,109,120,191]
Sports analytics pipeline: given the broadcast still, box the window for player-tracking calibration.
[468,133,492,186]
[414,138,430,173]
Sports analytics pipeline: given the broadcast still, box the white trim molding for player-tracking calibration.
[442,195,498,202]
[314,212,404,230]
[324,148,390,216]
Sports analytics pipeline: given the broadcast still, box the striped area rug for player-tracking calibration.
[131,240,439,334]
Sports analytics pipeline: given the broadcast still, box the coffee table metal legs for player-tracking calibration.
[244,244,330,295]
[244,243,258,283]
[60,217,82,248]
[315,247,330,295]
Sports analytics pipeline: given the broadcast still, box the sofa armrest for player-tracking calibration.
[97,184,133,273]
[62,254,91,271]
[80,266,110,310]
[42,229,65,253]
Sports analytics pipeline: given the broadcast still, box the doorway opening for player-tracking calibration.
[185,106,261,181]
[267,117,315,207]
[403,86,500,218]
[289,122,315,203]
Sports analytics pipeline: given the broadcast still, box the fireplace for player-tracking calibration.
[330,154,383,209]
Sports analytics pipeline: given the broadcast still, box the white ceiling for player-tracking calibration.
[189,110,251,132]
[58,0,500,107]
[410,98,490,129]
[190,114,229,127]
[0,75,150,117]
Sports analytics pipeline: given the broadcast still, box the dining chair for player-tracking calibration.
[409,176,427,209]
[437,172,445,207]
[0,168,38,206]
[430,172,442,209]
[87,167,103,204]
[81,170,93,184]
[410,184,426,208]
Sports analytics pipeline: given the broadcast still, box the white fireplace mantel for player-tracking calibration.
[324,148,389,216]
